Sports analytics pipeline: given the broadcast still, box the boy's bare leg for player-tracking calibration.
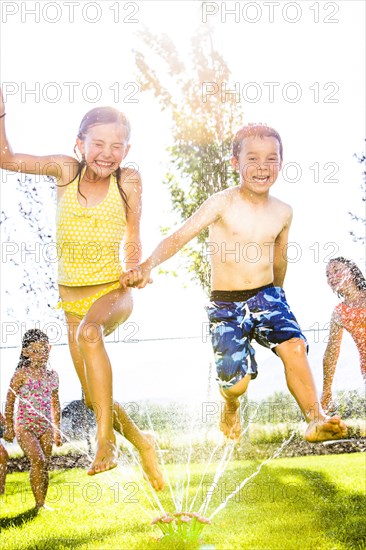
[219,374,251,439]
[275,339,347,442]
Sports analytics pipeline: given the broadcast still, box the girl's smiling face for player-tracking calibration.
[22,341,50,365]
[77,123,130,179]
[326,261,353,294]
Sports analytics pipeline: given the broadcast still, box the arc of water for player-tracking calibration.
[175,478,185,512]
[144,403,178,511]
[198,401,257,516]
[208,430,297,520]
[188,437,223,513]
[116,441,166,515]
[98,462,158,519]
[195,419,253,516]
[198,438,236,517]
[184,411,197,512]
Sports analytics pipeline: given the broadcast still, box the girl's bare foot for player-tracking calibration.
[88,440,118,475]
[35,504,54,512]
[220,398,241,440]
[305,415,347,442]
[137,433,165,491]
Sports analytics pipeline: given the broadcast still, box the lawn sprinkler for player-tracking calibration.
[151,511,211,544]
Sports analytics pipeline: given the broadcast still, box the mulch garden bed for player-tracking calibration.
[6,438,365,473]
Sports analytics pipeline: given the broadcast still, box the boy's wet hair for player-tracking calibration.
[328,257,366,293]
[17,329,49,370]
[232,124,283,161]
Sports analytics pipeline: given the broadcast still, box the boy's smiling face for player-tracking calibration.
[231,136,282,194]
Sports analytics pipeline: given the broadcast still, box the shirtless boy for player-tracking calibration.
[121,124,347,443]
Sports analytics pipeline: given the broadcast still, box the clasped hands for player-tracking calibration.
[120,263,152,289]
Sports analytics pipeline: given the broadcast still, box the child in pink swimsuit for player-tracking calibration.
[321,257,366,410]
[4,329,62,510]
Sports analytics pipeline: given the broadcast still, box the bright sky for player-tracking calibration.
[1,1,365,406]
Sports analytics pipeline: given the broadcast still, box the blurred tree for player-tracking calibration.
[134,26,244,291]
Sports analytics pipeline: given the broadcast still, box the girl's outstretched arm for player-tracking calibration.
[321,311,344,410]
[0,87,77,182]
[4,370,24,442]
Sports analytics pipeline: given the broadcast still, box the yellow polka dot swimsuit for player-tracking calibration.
[56,170,127,318]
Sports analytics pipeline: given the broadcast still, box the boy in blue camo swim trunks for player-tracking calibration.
[206,284,308,389]
[122,124,347,443]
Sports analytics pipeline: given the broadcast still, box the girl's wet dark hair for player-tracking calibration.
[232,124,283,161]
[60,107,131,210]
[328,257,366,293]
[17,329,49,370]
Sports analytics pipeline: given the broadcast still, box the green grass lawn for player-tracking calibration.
[1,453,365,550]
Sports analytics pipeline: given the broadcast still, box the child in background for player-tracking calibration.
[0,89,163,487]
[121,124,347,443]
[321,257,366,410]
[0,411,8,494]
[4,329,61,509]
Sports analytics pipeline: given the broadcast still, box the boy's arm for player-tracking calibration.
[4,371,23,441]
[121,193,223,288]
[272,209,293,287]
[123,168,142,271]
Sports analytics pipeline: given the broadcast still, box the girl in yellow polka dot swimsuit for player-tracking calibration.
[0,89,164,490]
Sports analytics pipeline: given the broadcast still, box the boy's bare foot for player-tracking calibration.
[88,440,118,475]
[305,415,347,443]
[138,433,165,491]
[220,398,241,440]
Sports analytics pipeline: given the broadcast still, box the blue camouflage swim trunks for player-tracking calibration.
[206,284,308,389]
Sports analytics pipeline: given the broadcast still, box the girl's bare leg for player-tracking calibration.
[39,429,54,506]
[65,293,164,490]
[0,442,8,494]
[16,426,53,508]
